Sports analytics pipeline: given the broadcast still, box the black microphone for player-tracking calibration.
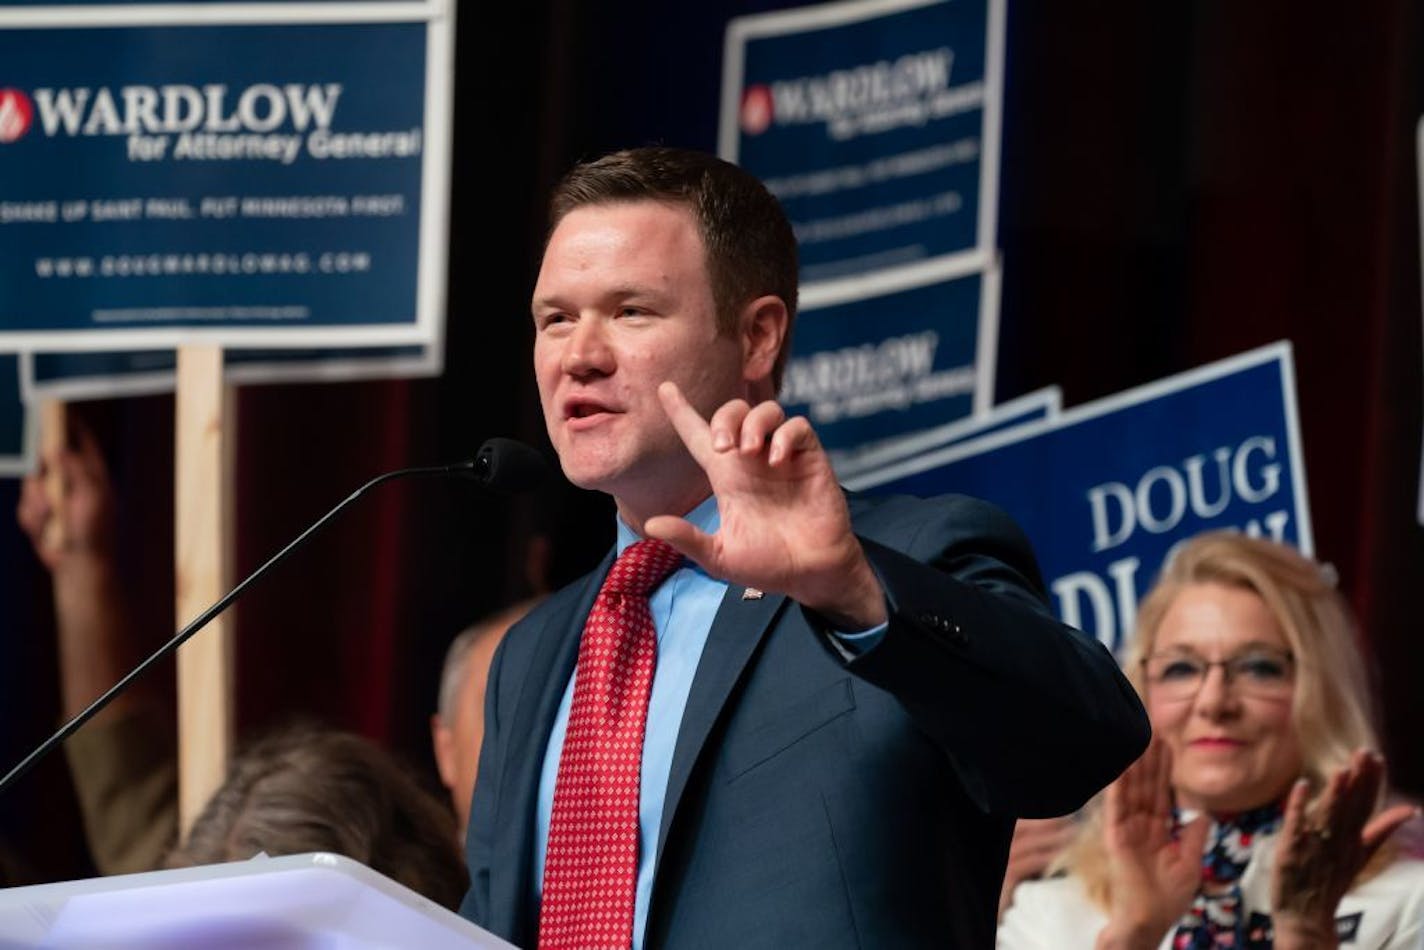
[0,438,550,797]
[465,437,551,492]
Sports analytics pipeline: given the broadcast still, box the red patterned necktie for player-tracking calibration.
[539,538,682,950]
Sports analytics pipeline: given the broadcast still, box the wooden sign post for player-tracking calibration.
[39,400,67,551]
[174,345,235,832]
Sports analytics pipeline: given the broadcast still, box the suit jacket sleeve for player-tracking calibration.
[837,493,1150,817]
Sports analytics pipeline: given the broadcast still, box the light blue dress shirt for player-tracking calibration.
[533,496,884,949]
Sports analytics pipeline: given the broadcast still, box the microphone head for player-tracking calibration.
[471,438,551,493]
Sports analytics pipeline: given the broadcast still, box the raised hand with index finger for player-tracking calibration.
[642,381,888,632]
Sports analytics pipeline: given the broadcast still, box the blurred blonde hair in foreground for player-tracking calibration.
[165,725,467,909]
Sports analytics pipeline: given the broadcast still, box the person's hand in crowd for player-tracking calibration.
[1271,749,1420,949]
[15,421,137,721]
[1094,740,1210,950]
[646,383,886,632]
[16,422,116,574]
[998,816,1079,918]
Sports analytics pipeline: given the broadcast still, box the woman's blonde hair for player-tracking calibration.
[1053,531,1382,908]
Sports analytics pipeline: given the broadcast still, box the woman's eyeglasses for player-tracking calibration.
[1141,648,1295,702]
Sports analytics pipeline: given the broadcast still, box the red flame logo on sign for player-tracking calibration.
[0,89,33,143]
[739,84,773,137]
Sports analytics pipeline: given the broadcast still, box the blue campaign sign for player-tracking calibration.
[0,4,451,350]
[0,356,34,477]
[844,343,1313,654]
[721,0,1003,289]
[0,1,383,5]
[781,262,998,453]
[24,345,440,401]
[832,384,1058,479]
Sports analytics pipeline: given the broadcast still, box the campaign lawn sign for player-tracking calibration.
[0,356,36,476]
[0,2,453,352]
[721,0,1005,455]
[845,343,1313,654]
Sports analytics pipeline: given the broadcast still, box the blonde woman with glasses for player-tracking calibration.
[998,532,1424,949]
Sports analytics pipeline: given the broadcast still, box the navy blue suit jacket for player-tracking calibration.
[461,493,1149,948]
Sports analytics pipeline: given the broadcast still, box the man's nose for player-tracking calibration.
[561,317,614,378]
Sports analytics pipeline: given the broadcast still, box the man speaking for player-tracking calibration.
[460,147,1149,949]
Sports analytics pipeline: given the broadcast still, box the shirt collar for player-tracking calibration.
[615,495,720,563]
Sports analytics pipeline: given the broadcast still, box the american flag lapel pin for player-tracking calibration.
[742,587,764,601]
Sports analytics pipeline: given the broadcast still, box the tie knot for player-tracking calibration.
[602,538,682,598]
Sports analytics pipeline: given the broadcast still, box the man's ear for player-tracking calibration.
[739,295,789,391]
[431,714,457,790]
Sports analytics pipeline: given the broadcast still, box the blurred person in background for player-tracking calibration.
[16,424,175,875]
[17,423,517,879]
[166,724,467,908]
[998,532,1424,949]
[998,815,1080,919]
[431,598,539,841]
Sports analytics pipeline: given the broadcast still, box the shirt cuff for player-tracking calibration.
[826,621,888,660]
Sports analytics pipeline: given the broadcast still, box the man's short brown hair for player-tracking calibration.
[549,147,798,389]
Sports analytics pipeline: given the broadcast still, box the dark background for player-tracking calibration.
[2,1,1421,884]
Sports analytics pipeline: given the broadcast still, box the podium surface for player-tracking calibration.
[0,851,513,949]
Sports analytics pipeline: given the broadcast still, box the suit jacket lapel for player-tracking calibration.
[653,585,787,871]
[491,549,613,943]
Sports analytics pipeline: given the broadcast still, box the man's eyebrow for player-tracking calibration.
[604,284,669,303]
[532,285,669,311]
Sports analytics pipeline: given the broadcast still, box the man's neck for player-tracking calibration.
[614,481,713,539]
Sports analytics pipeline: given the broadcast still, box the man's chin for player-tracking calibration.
[554,441,705,509]
[554,454,625,494]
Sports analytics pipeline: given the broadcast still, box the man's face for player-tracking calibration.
[532,201,750,515]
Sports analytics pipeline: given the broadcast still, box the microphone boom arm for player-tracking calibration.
[0,460,476,798]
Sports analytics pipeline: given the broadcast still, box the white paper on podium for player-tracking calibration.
[0,851,516,949]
